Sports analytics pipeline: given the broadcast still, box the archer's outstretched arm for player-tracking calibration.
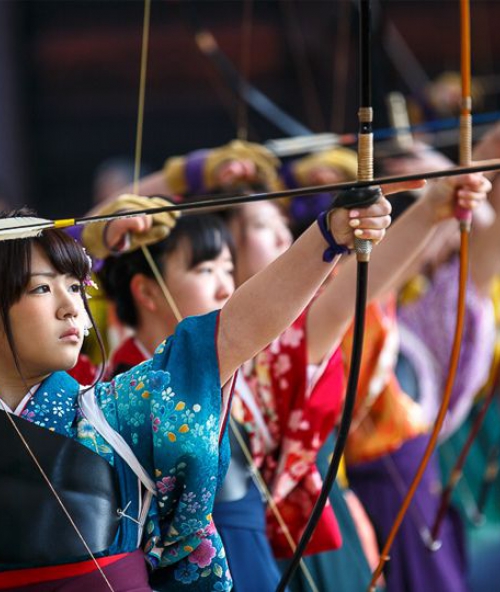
[306,173,490,364]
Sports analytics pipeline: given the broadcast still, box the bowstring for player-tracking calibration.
[130,0,182,324]
[237,0,253,141]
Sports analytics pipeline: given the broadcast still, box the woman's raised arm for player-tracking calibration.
[306,173,490,364]
[216,194,394,385]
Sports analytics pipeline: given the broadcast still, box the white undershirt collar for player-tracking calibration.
[0,383,41,416]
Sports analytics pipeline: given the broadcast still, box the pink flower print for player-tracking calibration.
[306,472,323,493]
[151,415,161,433]
[280,326,303,348]
[188,538,216,568]
[283,438,303,457]
[273,354,291,377]
[195,519,216,539]
[289,460,309,479]
[288,410,303,432]
[157,476,176,495]
[268,338,280,355]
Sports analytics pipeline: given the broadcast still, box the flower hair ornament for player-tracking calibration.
[82,248,99,293]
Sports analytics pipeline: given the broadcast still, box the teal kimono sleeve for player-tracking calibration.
[95,310,233,590]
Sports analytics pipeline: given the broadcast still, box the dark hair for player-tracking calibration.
[99,213,235,328]
[0,208,105,380]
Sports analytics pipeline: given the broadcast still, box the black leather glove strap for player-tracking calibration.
[333,185,383,210]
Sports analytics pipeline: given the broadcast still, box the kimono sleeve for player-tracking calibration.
[96,310,232,590]
[398,256,495,439]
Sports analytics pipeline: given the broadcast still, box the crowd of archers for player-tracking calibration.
[2,121,500,592]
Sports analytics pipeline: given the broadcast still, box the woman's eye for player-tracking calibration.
[30,284,50,294]
[70,283,82,293]
[196,265,213,274]
[250,221,268,230]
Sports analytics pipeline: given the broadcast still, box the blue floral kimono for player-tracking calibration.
[6,311,232,591]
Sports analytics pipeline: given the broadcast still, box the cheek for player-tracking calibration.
[9,303,40,336]
[7,312,46,361]
[79,299,90,322]
[171,277,214,316]
[244,231,281,270]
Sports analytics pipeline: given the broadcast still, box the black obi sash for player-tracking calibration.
[0,410,120,567]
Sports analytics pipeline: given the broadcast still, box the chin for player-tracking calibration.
[56,356,81,373]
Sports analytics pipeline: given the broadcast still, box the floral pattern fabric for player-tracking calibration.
[231,309,345,558]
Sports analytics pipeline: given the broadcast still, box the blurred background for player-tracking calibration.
[1,0,500,216]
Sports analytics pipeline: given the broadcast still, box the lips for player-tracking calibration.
[59,327,81,340]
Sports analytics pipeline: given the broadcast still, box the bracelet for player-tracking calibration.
[317,211,350,262]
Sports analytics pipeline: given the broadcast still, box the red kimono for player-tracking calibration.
[232,309,346,558]
[68,353,97,385]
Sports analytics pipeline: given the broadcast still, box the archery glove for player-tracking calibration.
[82,194,179,259]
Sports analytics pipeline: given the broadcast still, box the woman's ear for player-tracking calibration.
[129,274,159,314]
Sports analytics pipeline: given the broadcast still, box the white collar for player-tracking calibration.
[133,337,153,360]
[0,383,41,416]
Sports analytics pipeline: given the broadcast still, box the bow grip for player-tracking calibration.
[333,185,383,210]
[333,186,383,262]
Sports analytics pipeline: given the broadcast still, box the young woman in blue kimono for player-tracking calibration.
[0,195,391,592]
[87,197,376,592]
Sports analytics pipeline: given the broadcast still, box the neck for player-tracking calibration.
[134,315,175,359]
[0,373,45,411]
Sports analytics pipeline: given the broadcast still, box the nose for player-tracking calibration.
[56,290,80,321]
[216,271,234,302]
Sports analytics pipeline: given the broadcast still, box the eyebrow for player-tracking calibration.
[30,272,57,278]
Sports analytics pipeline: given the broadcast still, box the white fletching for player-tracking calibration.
[0,217,53,240]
